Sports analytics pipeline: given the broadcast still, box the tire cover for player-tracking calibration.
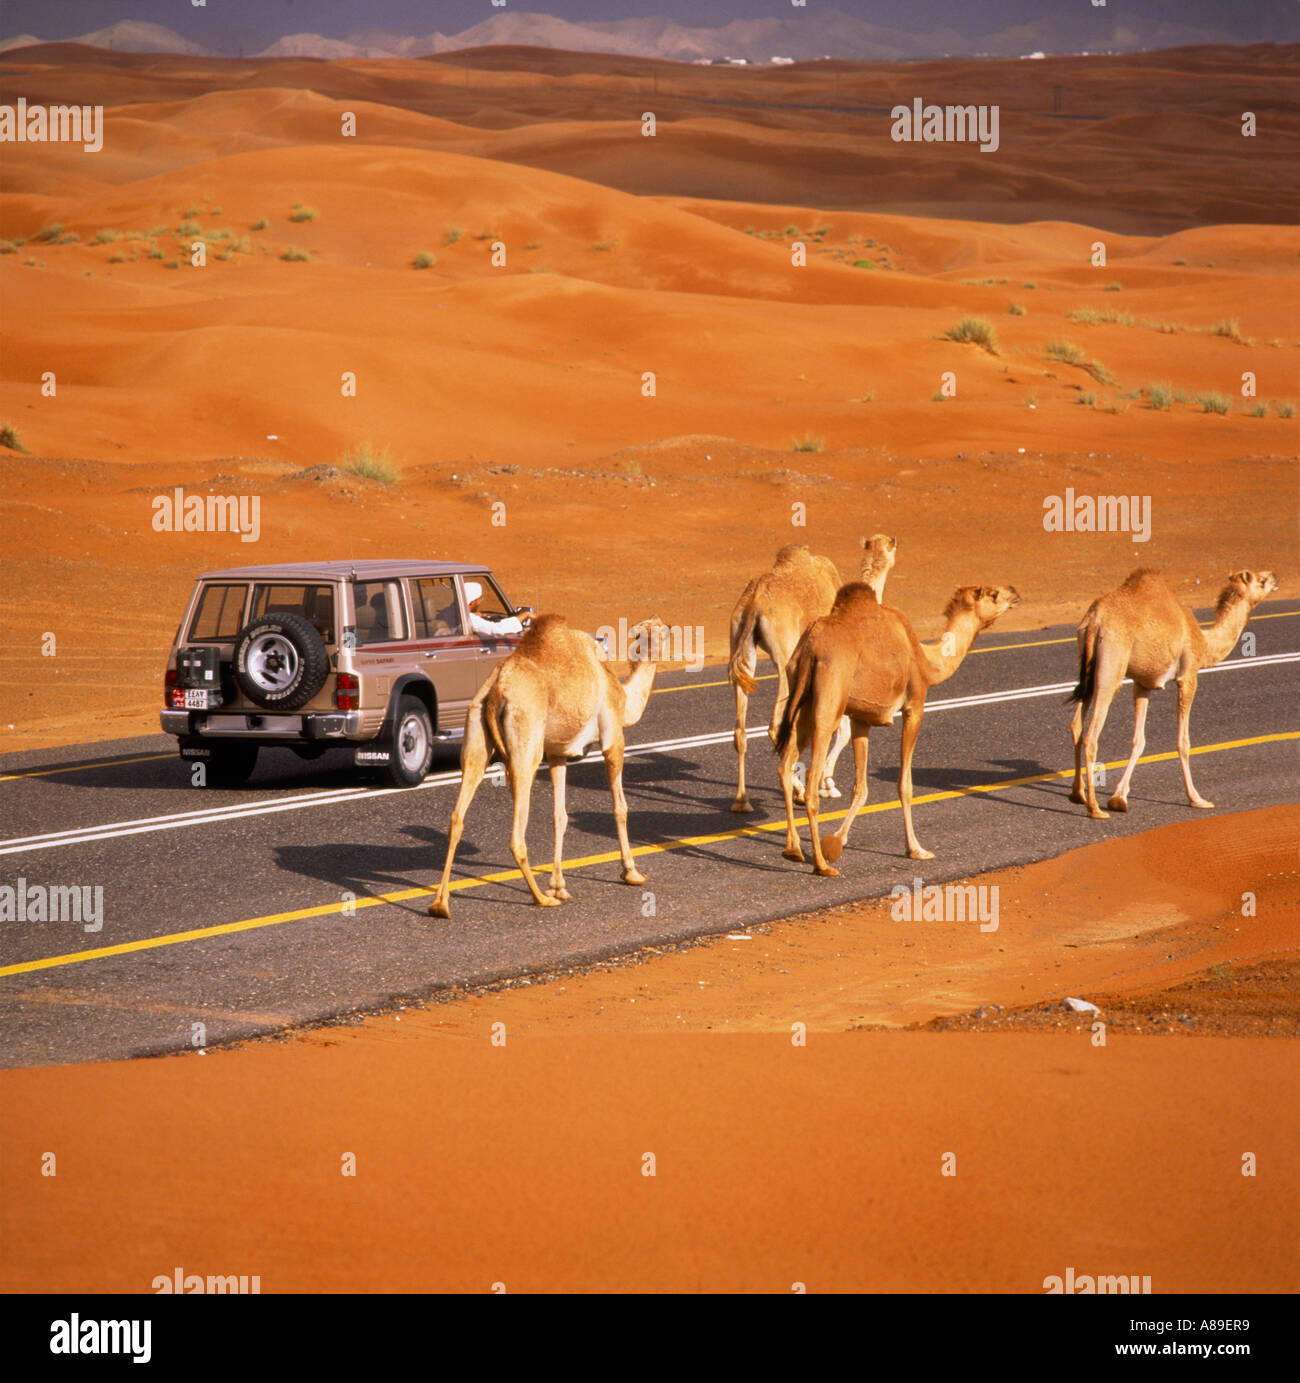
[233,612,329,711]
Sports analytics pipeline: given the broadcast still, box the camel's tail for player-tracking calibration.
[481,676,508,762]
[729,604,760,696]
[774,647,813,759]
[1067,615,1099,706]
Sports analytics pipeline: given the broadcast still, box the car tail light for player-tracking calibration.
[165,667,180,707]
[336,673,359,711]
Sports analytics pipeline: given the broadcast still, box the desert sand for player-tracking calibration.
[0,42,1296,1294]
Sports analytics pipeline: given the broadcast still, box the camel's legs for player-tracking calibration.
[767,645,791,744]
[603,739,646,885]
[778,723,805,863]
[819,715,850,799]
[507,746,559,907]
[1176,670,1214,809]
[822,723,869,863]
[427,717,494,918]
[1107,687,1149,811]
[1068,700,1086,804]
[804,714,839,877]
[1081,651,1125,820]
[898,700,933,860]
[546,756,572,900]
[731,649,756,813]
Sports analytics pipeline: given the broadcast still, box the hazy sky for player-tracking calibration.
[7,0,1295,49]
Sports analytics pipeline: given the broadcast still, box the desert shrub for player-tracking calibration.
[943,317,999,354]
[0,422,28,451]
[340,444,399,485]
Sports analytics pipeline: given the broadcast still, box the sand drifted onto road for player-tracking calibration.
[2,807,1295,1293]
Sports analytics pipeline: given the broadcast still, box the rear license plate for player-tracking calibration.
[183,689,221,709]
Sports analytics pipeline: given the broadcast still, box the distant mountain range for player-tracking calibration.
[3,8,1299,62]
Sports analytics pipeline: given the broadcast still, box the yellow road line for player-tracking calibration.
[0,754,174,784]
[2,729,1293,980]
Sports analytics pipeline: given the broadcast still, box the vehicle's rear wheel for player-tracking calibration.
[376,695,433,788]
[188,741,259,788]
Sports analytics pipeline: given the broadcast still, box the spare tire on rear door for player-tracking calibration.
[233,613,329,711]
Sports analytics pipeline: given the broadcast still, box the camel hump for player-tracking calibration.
[830,581,882,613]
[773,544,812,566]
[1119,567,1165,593]
[520,613,568,646]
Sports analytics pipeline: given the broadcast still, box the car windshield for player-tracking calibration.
[251,584,335,642]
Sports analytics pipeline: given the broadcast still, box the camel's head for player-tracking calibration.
[773,544,811,567]
[625,616,670,664]
[859,533,898,583]
[1224,568,1279,608]
[947,583,1021,627]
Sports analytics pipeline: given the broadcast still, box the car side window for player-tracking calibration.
[467,578,514,620]
[352,580,406,645]
[409,577,464,639]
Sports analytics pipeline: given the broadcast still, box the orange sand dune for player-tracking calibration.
[2,42,1297,229]
[3,139,1297,471]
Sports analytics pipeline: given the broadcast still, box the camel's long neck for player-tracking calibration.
[620,657,659,726]
[1199,594,1254,667]
[920,611,981,685]
[860,560,891,603]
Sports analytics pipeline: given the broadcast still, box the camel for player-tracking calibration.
[427,614,667,919]
[1068,567,1278,819]
[728,534,897,813]
[774,581,1020,874]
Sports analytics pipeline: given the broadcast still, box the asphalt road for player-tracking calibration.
[1,603,1297,1067]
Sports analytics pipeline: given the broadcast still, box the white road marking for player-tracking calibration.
[1,651,1295,857]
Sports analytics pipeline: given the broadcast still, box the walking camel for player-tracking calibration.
[775,581,1020,874]
[427,614,667,919]
[728,534,897,813]
[1068,566,1278,818]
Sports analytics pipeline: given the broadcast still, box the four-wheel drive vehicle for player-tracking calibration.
[161,560,526,787]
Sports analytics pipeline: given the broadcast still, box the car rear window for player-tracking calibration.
[188,584,248,642]
[251,584,335,642]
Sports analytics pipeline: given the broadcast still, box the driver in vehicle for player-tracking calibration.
[464,581,533,637]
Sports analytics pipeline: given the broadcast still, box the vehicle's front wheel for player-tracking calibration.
[376,695,433,788]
